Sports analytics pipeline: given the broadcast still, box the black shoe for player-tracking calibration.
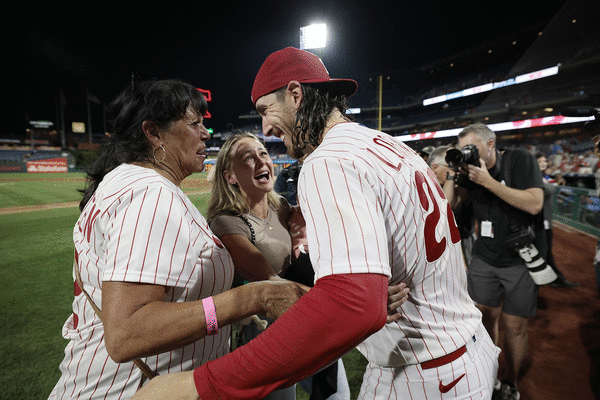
[492,380,503,400]
[498,381,521,400]
[549,279,578,288]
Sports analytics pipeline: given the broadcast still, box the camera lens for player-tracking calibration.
[445,149,463,169]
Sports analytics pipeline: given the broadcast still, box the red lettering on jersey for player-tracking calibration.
[427,168,445,198]
[367,135,406,172]
[72,312,79,330]
[366,136,460,262]
[425,167,461,242]
[415,170,460,263]
[415,171,446,262]
[73,258,82,330]
[83,204,101,242]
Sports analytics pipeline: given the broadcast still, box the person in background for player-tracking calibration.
[48,80,306,400]
[133,47,497,400]
[274,158,303,206]
[450,123,546,400]
[428,145,476,269]
[536,153,578,288]
[418,145,436,163]
[427,145,457,200]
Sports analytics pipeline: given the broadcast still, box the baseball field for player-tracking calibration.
[0,172,367,399]
[1,172,598,399]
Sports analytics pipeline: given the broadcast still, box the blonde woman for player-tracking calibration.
[208,132,340,399]
[207,132,295,285]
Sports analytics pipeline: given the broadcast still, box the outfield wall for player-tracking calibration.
[0,150,76,173]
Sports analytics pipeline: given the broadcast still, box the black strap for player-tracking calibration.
[238,214,256,244]
[501,149,511,188]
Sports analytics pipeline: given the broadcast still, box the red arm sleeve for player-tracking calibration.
[194,273,389,400]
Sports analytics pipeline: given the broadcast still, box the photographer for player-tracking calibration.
[449,123,546,400]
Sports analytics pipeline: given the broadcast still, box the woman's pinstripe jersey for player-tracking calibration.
[49,164,234,399]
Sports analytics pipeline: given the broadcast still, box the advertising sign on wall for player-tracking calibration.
[26,158,68,173]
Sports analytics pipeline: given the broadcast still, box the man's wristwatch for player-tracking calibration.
[446,172,456,180]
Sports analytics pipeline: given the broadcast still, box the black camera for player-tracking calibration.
[505,226,557,285]
[505,226,535,249]
[445,144,480,169]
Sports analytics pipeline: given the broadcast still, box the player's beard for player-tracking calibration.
[288,140,306,160]
[286,107,318,160]
[288,133,317,160]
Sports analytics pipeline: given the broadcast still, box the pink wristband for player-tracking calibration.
[202,296,218,335]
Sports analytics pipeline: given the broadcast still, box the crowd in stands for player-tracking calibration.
[420,136,598,184]
[511,138,598,186]
[420,136,600,233]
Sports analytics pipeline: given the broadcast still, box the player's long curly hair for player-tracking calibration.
[291,85,352,152]
[79,79,207,211]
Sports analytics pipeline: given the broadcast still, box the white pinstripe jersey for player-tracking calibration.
[49,164,234,400]
[297,123,482,367]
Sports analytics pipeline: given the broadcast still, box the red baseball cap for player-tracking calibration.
[251,47,358,105]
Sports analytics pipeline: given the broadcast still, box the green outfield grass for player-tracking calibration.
[0,172,87,207]
[0,206,79,399]
[0,172,367,399]
[0,172,213,209]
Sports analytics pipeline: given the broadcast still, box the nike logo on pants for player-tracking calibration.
[439,373,466,393]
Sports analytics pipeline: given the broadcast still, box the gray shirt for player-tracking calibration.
[209,205,292,277]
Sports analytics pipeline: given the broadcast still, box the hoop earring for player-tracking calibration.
[153,145,166,163]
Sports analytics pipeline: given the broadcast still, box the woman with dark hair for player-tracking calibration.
[49,79,306,400]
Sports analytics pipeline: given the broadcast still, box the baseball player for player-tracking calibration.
[132,47,499,400]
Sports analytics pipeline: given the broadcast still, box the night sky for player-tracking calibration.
[21,0,568,135]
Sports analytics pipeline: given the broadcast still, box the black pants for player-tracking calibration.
[546,228,567,282]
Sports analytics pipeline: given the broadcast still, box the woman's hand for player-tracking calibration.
[386,282,409,323]
[255,279,309,320]
[289,206,308,258]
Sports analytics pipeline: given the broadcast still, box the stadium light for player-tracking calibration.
[300,23,327,50]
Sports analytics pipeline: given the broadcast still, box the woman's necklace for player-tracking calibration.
[250,209,273,230]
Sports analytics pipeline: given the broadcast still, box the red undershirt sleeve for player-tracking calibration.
[194,273,389,400]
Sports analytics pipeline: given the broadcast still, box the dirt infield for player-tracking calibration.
[0,189,211,215]
[0,201,80,215]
